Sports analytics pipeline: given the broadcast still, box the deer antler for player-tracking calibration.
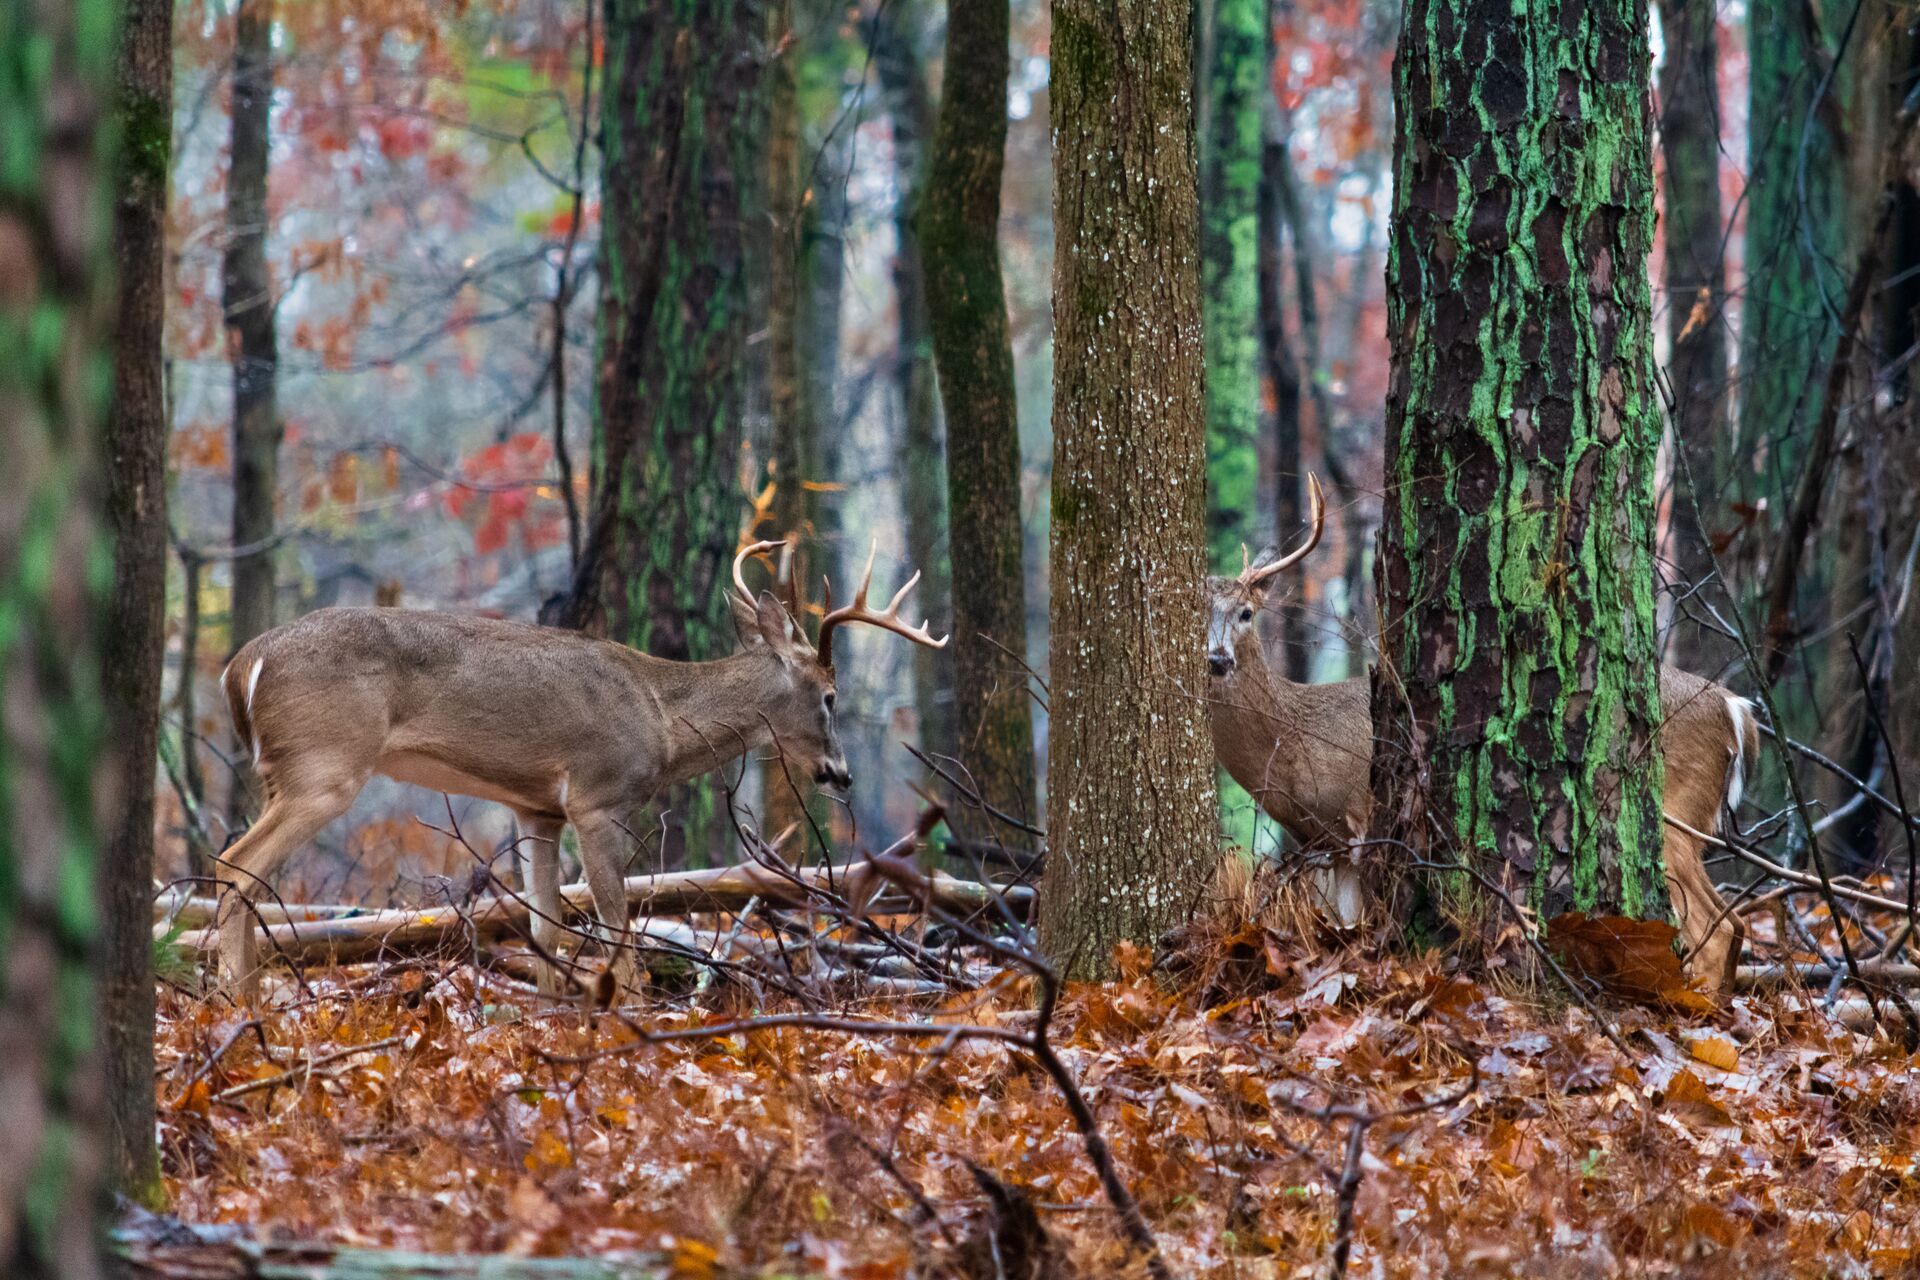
[1241,472,1325,588]
[732,538,790,605]
[815,540,949,669]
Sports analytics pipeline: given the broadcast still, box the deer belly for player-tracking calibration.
[375,750,562,815]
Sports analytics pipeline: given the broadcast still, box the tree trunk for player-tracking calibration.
[1740,0,1844,491]
[919,0,1040,843]
[567,0,765,860]
[877,2,957,769]
[0,4,116,1271]
[1654,0,1731,671]
[1201,0,1264,566]
[1041,0,1218,974]
[1368,0,1672,943]
[1258,68,1311,683]
[223,0,278,657]
[760,0,818,841]
[102,0,172,1208]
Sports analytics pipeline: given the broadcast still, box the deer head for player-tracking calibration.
[729,536,948,790]
[1206,473,1325,678]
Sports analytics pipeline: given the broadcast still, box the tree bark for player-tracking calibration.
[102,0,172,1208]
[223,0,278,657]
[1653,0,1731,671]
[1041,0,1218,974]
[919,0,1040,843]
[1201,0,1264,566]
[1369,0,1672,943]
[565,0,765,859]
[1258,72,1311,683]
[877,1,957,768]
[0,4,117,1271]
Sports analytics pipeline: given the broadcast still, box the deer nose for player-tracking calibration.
[1208,651,1235,677]
[817,762,852,790]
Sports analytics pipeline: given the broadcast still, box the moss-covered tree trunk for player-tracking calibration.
[1202,0,1264,566]
[567,0,764,859]
[1740,0,1843,482]
[1368,0,1671,939]
[919,0,1039,842]
[876,0,956,768]
[1,2,117,1273]
[1654,0,1730,670]
[223,0,277,658]
[102,0,172,1207]
[1041,0,1218,974]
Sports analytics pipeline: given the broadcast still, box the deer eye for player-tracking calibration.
[1239,608,1254,623]
[823,691,836,713]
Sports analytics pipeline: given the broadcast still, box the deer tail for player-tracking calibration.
[1722,694,1757,824]
[222,650,265,770]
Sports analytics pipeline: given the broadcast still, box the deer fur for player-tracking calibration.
[1206,496,1757,990]
[213,542,942,1004]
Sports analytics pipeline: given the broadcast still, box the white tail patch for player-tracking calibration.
[245,658,266,767]
[1722,695,1752,822]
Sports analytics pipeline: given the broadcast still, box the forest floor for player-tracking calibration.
[151,901,1920,1279]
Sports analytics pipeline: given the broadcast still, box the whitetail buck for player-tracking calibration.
[1206,476,1757,989]
[214,539,946,1003]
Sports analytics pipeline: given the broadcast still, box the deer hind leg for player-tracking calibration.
[516,814,568,1001]
[1665,828,1742,993]
[214,769,365,1004]
[568,808,641,1000]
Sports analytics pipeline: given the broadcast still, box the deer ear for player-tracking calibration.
[754,590,798,656]
[731,591,768,650]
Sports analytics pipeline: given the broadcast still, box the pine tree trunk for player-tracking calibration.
[102,0,172,1208]
[1740,0,1844,484]
[223,0,278,656]
[877,5,957,767]
[0,3,117,1271]
[1368,0,1672,940]
[1041,0,1218,974]
[569,0,765,860]
[920,0,1039,843]
[1202,0,1264,567]
[1654,0,1730,670]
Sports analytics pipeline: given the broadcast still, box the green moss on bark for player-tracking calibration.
[1369,0,1671,939]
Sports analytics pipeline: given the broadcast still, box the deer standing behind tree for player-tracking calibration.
[213,541,945,1004]
[1205,478,1756,989]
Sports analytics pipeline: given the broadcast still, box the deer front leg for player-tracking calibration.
[568,808,642,1000]
[517,814,567,1001]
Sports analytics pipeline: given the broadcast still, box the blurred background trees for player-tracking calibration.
[137,0,1917,903]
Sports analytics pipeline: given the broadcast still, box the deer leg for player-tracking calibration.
[518,815,567,1001]
[568,809,641,999]
[214,773,364,1004]
[1665,829,1742,992]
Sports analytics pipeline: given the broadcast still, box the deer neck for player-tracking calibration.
[639,649,791,787]
[1209,642,1305,812]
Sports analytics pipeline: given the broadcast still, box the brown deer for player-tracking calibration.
[1206,476,1756,989]
[214,539,946,1003]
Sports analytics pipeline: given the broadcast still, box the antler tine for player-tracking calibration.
[815,539,950,667]
[732,538,789,604]
[1243,472,1326,586]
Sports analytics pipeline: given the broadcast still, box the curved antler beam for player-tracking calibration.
[1242,472,1325,588]
[816,540,949,669]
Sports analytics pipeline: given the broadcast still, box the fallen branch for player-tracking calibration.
[1736,962,1920,988]
[166,862,1031,964]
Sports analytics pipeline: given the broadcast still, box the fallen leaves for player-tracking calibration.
[150,922,1920,1278]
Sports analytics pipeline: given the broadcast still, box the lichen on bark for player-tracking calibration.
[1369,0,1672,936]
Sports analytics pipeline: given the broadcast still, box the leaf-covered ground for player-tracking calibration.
[155,923,1920,1279]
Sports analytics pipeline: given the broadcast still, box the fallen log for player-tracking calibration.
[1736,961,1920,988]
[163,861,1032,965]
